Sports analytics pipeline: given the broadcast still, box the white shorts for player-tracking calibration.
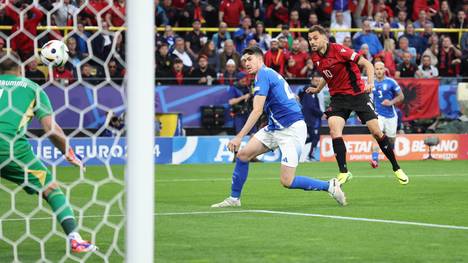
[378,115,398,138]
[254,120,307,168]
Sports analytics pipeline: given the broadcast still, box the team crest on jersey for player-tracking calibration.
[340,48,346,53]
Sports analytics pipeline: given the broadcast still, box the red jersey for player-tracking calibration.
[220,0,244,27]
[311,43,365,96]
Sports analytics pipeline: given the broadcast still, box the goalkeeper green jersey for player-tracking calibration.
[0,74,52,155]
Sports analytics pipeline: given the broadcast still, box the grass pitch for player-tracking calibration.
[1,160,467,262]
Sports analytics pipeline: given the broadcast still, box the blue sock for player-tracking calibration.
[289,176,329,191]
[230,158,249,198]
[372,151,379,162]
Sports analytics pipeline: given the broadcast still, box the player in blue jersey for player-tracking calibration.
[211,46,346,207]
[370,62,405,168]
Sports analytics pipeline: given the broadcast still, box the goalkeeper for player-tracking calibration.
[0,54,97,253]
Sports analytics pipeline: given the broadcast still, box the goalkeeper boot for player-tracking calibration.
[211,197,241,208]
[394,169,409,185]
[69,233,98,253]
[328,178,347,206]
[337,172,353,185]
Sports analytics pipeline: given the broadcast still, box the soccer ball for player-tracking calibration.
[40,40,69,67]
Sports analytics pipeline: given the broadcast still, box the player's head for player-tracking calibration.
[374,61,386,79]
[241,46,264,74]
[308,25,328,53]
[0,52,21,75]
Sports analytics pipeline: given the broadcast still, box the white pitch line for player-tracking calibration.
[155,173,466,183]
[1,209,467,231]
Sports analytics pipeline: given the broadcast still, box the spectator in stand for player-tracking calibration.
[52,65,74,86]
[81,63,103,85]
[395,52,418,78]
[108,59,125,85]
[412,0,439,21]
[438,36,462,77]
[379,22,394,46]
[52,0,79,26]
[219,0,246,27]
[375,39,397,76]
[264,38,286,75]
[359,44,373,64]
[106,0,126,27]
[247,39,257,48]
[450,10,467,45]
[219,39,241,72]
[160,58,190,85]
[285,39,309,79]
[433,0,453,28]
[162,25,177,49]
[189,55,217,85]
[416,54,439,78]
[278,36,291,56]
[413,10,434,28]
[228,72,252,134]
[352,0,374,28]
[374,0,394,20]
[391,10,408,38]
[185,19,206,59]
[91,21,114,62]
[330,0,352,28]
[371,12,385,30]
[212,22,231,52]
[81,0,109,26]
[276,25,293,48]
[401,22,427,56]
[423,34,439,66]
[113,31,126,61]
[199,40,219,71]
[0,38,5,58]
[395,37,417,64]
[392,0,410,17]
[342,36,352,48]
[160,0,178,26]
[331,11,350,44]
[66,37,82,77]
[156,0,169,26]
[179,0,208,27]
[5,3,43,61]
[233,16,253,53]
[156,43,173,79]
[72,23,90,57]
[242,0,262,23]
[303,59,315,78]
[306,13,320,28]
[353,20,383,56]
[265,0,289,27]
[293,0,312,26]
[289,10,302,39]
[25,59,46,86]
[462,34,468,81]
[220,59,238,86]
[251,21,271,52]
[172,37,193,68]
[422,23,434,44]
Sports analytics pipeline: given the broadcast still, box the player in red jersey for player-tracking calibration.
[306,25,409,185]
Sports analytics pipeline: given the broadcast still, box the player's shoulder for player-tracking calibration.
[384,77,399,86]
[330,42,349,52]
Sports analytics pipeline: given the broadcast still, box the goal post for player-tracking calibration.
[125,0,155,262]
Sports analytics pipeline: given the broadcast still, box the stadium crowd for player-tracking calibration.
[155,0,468,85]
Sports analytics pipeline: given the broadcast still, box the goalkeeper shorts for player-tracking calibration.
[0,149,53,195]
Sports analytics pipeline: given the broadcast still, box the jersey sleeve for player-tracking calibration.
[253,68,269,96]
[390,78,401,94]
[34,87,53,120]
[337,44,361,63]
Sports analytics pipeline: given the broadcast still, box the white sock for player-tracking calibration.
[68,232,82,241]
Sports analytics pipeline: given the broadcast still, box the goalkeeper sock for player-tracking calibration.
[289,176,329,191]
[46,188,77,235]
[332,137,348,173]
[230,158,249,198]
[377,135,400,171]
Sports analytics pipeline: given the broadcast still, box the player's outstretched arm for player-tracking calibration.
[40,115,84,169]
[358,57,375,92]
[227,95,266,152]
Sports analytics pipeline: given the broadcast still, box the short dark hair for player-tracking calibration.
[242,46,263,57]
[308,25,327,35]
[0,52,20,73]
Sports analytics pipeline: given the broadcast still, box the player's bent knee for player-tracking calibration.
[236,150,251,162]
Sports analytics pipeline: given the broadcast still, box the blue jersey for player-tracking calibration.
[373,77,401,118]
[254,66,303,130]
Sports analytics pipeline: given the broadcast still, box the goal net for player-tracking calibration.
[0,1,129,261]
